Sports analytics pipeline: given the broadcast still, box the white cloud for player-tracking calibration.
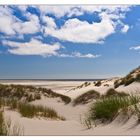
[40,5,131,43]
[0,5,132,58]
[37,5,130,18]
[0,15,16,35]
[2,38,100,58]
[130,46,140,50]
[13,14,40,34]
[2,39,62,56]
[0,5,131,41]
[44,18,115,43]
[58,52,100,58]
[0,6,40,35]
[38,6,75,18]
[17,6,28,12]
[0,6,16,35]
[121,24,129,33]
[42,16,56,28]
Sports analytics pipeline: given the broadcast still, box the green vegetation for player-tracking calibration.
[73,82,91,90]
[0,97,65,120]
[136,73,140,82]
[0,103,23,136]
[0,111,24,136]
[134,104,140,123]
[95,81,101,87]
[103,88,128,98]
[0,84,71,104]
[0,84,41,102]
[89,96,140,123]
[0,111,7,135]
[114,66,140,88]
[73,90,100,106]
[18,103,59,119]
[38,88,71,104]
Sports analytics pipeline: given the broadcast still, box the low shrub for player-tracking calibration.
[73,90,100,106]
[38,88,71,104]
[9,99,18,109]
[95,81,101,87]
[0,84,71,104]
[114,67,140,88]
[104,88,128,98]
[136,73,140,82]
[34,93,41,100]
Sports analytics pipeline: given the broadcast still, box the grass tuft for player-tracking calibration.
[0,84,71,104]
[104,88,129,98]
[73,90,100,106]
[89,95,140,123]
[18,102,64,120]
[0,111,23,136]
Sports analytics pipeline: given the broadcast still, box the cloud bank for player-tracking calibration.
[0,5,132,57]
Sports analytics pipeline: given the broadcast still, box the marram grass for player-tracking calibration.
[89,95,140,123]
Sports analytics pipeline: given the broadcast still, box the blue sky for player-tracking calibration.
[0,5,140,79]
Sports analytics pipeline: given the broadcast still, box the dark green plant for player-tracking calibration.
[18,102,64,120]
[73,90,100,106]
[89,96,140,123]
[95,81,101,87]
[104,88,128,98]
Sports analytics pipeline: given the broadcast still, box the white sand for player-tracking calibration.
[4,98,140,136]
[116,82,140,95]
[2,80,140,135]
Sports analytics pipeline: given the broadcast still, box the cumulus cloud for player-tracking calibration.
[0,5,131,40]
[121,25,129,33]
[2,38,100,58]
[37,5,130,18]
[38,6,75,18]
[0,6,16,35]
[0,5,132,57]
[130,45,140,50]
[42,6,131,43]
[0,6,40,35]
[2,39,62,56]
[58,52,101,58]
[44,17,115,43]
[14,14,40,34]
[42,16,57,28]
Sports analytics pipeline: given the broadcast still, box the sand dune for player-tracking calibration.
[1,79,140,135]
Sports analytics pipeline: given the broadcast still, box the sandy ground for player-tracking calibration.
[4,98,140,136]
[2,80,140,135]
[116,82,140,95]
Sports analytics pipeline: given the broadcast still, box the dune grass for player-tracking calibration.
[94,81,102,87]
[73,90,100,106]
[0,84,41,102]
[0,111,7,135]
[0,111,24,136]
[0,84,71,104]
[37,88,71,104]
[0,97,65,120]
[18,103,60,119]
[103,88,129,98]
[114,66,140,88]
[89,95,140,123]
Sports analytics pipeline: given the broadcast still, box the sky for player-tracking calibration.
[0,5,140,79]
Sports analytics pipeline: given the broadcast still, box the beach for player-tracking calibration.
[0,79,140,135]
